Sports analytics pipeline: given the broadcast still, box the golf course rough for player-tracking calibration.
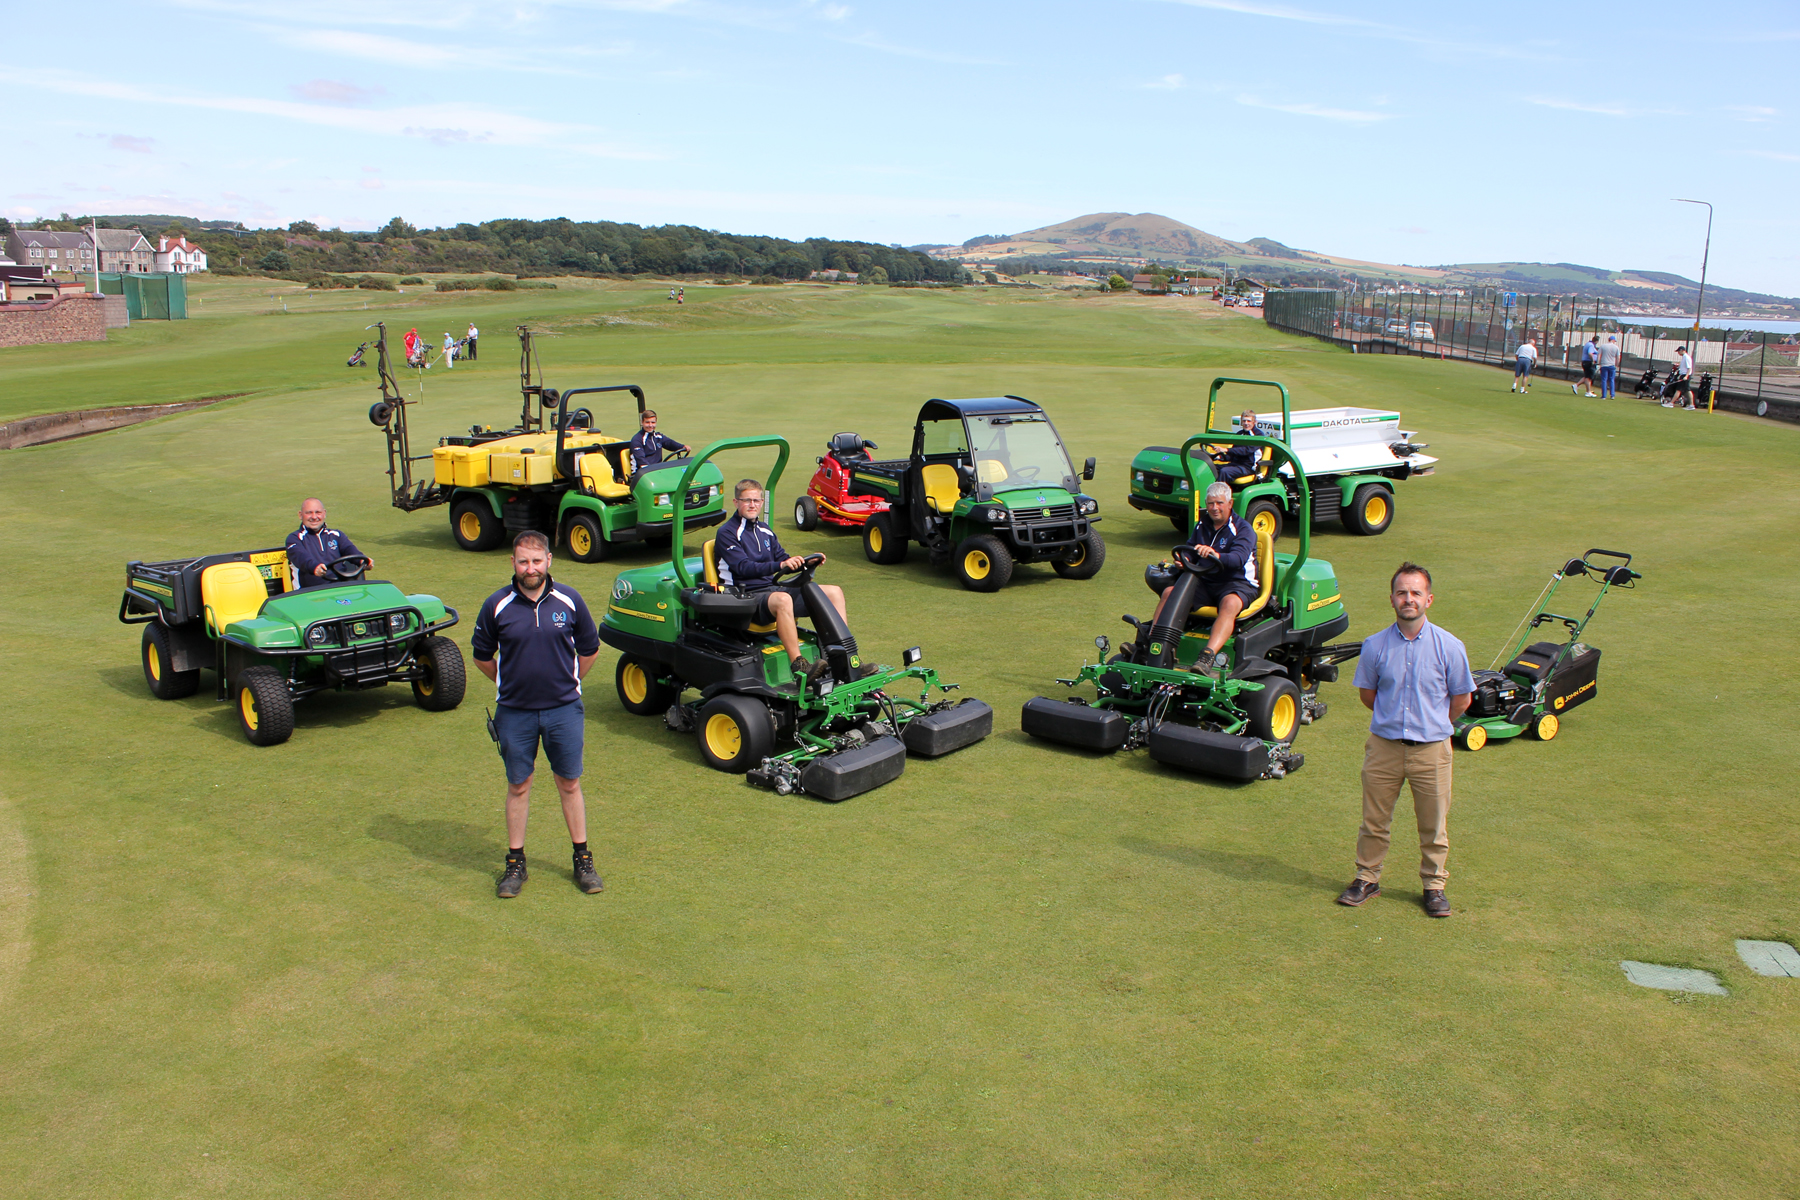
[1,275,1797,1197]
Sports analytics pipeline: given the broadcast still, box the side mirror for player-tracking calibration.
[1083,456,1096,481]
[957,464,975,487]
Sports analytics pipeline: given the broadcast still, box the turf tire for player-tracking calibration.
[1052,530,1106,579]
[863,512,908,565]
[616,655,678,717]
[1170,512,1190,535]
[563,511,608,563]
[954,533,1013,592]
[794,495,820,531]
[1342,484,1394,536]
[1457,724,1488,751]
[451,497,505,551]
[142,622,200,700]
[235,666,295,747]
[696,694,774,773]
[411,636,466,711]
[1531,712,1560,741]
[1239,675,1302,744]
[1245,498,1284,542]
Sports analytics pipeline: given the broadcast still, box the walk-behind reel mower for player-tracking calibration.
[1021,431,1362,781]
[1454,548,1640,750]
[598,435,993,801]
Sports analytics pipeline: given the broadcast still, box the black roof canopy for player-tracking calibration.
[917,395,1042,422]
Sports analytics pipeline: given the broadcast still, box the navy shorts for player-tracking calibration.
[1515,358,1534,377]
[1189,577,1258,611]
[495,700,584,785]
[1582,361,1596,379]
[751,585,812,625]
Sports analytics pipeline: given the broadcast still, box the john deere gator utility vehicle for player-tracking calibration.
[598,435,993,800]
[366,324,726,561]
[1127,377,1436,540]
[1022,429,1362,780]
[119,547,464,746]
[1454,549,1640,750]
[852,396,1104,592]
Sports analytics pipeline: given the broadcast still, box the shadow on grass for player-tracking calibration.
[1119,836,1340,894]
[367,813,494,874]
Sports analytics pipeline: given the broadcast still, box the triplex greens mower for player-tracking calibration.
[1454,549,1640,750]
[1021,430,1362,781]
[119,548,464,746]
[598,436,994,801]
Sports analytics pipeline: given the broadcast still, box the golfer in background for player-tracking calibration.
[1336,563,1473,918]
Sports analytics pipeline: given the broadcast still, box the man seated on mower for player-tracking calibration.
[715,478,849,684]
[627,409,692,476]
[286,497,372,588]
[1210,410,1263,485]
[1150,482,1258,677]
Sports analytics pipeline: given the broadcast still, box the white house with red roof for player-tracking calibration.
[154,235,208,274]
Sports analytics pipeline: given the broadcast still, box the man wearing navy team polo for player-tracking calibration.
[1337,562,1474,918]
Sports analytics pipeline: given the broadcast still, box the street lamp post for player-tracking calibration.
[1673,198,1712,344]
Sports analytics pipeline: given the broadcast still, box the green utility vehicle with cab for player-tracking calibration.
[366,324,726,561]
[1022,428,1363,781]
[119,546,465,746]
[852,396,1104,591]
[1127,377,1436,541]
[598,435,994,800]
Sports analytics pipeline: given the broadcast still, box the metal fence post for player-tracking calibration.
[1756,330,1768,400]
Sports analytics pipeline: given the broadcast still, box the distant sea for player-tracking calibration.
[1611,316,1800,335]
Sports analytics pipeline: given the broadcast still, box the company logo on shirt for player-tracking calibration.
[552,610,567,626]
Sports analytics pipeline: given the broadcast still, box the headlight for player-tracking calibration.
[1133,471,1145,482]
[654,494,670,506]
[985,507,1007,523]
[388,613,407,632]
[1079,498,1098,514]
[1177,480,1190,491]
[307,626,329,647]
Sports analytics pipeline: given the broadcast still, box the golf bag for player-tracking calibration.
[1632,367,1660,398]
[346,341,367,367]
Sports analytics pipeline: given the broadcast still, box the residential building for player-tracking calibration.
[154,235,208,274]
[1,265,59,303]
[94,227,156,273]
[4,229,94,275]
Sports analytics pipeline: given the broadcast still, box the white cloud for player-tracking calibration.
[1724,105,1778,122]
[109,135,155,153]
[291,79,388,106]
[1235,94,1391,123]
[1747,149,1800,163]
[1141,73,1186,91]
[1526,96,1680,118]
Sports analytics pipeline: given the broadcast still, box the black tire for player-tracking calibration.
[1170,512,1189,535]
[368,401,394,427]
[563,510,608,563]
[411,636,466,711]
[142,622,200,700]
[863,512,908,565]
[450,497,505,551]
[1342,484,1394,536]
[235,666,295,746]
[954,534,1013,592]
[1053,530,1106,579]
[616,654,678,717]
[696,694,774,773]
[1239,675,1302,744]
[794,495,820,531]
[1245,498,1285,543]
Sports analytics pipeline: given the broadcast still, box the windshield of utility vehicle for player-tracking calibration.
[966,414,1074,490]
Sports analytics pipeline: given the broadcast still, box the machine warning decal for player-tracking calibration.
[609,603,664,622]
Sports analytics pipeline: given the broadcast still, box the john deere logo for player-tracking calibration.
[1040,509,1050,518]
[850,655,861,667]
[1149,642,1163,655]
[1554,696,1565,710]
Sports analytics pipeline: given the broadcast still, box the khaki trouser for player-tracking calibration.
[1355,734,1452,889]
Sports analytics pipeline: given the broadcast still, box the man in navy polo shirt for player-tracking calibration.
[626,409,692,476]
[286,497,372,588]
[1337,562,1474,918]
[1148,482,1259,678]
[471,531,604,899]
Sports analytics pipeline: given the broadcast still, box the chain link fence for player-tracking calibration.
[1264,288,1798,423]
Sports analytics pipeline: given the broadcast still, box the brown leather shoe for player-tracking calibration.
[1336,879,1379,906]
[1423,889,1451,918]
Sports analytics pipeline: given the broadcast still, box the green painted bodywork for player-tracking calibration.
[225,583,450,649]
[605,558,701,644]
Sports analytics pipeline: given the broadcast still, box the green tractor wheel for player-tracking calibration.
[696,694,774,773]
[141,622,200,700]
[616,655,678,717]
[563,512,608,563]
[1239,675,1302,744]
[235,666,295,747]
[451,498,505,551]
[954,534,1013,592]
[411,636,467,711]
[1052,530,1106,580]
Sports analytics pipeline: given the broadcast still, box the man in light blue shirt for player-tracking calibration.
[1337,563,1474,918]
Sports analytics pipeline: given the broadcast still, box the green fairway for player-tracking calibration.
[2,279,1796,1198]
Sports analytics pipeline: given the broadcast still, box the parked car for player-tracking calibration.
[1410,322,1436,342]
[1382,319,1408,336]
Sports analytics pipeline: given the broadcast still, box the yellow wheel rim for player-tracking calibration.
[1465,725,1487,751]
[868,525,883,552]
[239,688,259,732]
[964,549,990,580]
[704,713,741,760]
[147,642,161,681]
[1364,494,1388,525]
[1252,510,1278,539]
[1538,714,1559,741]
[1270,693,1298,740]
[569,523,592,556]
[417,664,435,696]
[622,663,649,705]
[459,511,483,542]
[1066,543,1086,567]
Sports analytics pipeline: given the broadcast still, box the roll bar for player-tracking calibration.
[667,435,793,589]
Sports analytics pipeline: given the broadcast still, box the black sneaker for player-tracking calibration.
[1423,889,1451,918]
[573,850,604,894]
[497,853,528,898]
[1336,879,1379,906]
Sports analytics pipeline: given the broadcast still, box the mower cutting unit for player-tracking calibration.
[1454,549,1640,750]
[1022,430,1362,781]
[598,436,993,801]
[792,432,893,530]
[119,547,464,746]
[1127,377,1436,540]
[365,323,726,560]
[849,396,1104,592]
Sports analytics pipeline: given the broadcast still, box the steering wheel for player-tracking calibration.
[1169,544,1221,577]
[326,554,370,581]
[770,553,826,585]
[1010,463,1043,482]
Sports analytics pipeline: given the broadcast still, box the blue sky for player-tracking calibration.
[11,0,1798,295]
